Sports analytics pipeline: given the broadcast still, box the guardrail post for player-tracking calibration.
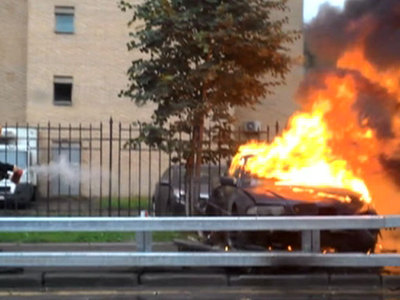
[301,230,312,252]
[302,230,320,253]
[136,210,152,252]
[312,230,320,253]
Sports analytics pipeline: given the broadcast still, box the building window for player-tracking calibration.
[54,76,73,105]
[55,6,75,34]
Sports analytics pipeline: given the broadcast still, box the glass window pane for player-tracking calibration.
[56,14,74,33]
[54,83,72,102]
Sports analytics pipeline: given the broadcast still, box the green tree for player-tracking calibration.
[120,0,299,214]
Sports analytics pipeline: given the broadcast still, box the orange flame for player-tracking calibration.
[230,36,400,205]
[230,102,372,202]
[338,45,400,139]
[338,46,400,99]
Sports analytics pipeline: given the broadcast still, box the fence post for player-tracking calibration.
[108,117,113,216]
[46,121,50,215]
[136,210,152,252]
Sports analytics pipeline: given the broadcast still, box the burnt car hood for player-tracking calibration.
[242,182,369,214]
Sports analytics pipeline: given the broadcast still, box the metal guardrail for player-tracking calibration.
[0,216,399,267]
[1,215,399,231]
[2,252,400,267]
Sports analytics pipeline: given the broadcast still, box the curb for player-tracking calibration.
[329,273,381,290]
[44,272,138,288]
[0,273,42,288]
[140,272,228,286]
[0,271,398,290]
[229,273,329,287]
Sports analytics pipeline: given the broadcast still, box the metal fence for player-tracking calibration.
[0,215,398,267]
[0,120,281,217]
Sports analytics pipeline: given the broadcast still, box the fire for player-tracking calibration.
[338,46,400,99]
[230,74,385,203]
[230,14,400,205]
[338,45,400,141]
[228,2,400,207]
[230,106,371,202]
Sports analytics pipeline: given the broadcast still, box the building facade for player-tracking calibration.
[0,0,303,128]
[0,0,28,123]
[236,0,304,132]
[0,0,155,126]
[0,0,304,202]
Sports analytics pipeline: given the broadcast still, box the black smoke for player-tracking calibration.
[306,0,400,70]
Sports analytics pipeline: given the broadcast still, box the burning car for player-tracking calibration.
[204,155,379,253]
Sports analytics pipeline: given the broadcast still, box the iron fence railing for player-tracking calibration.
[0,215,398,267]
[0,120,281,217]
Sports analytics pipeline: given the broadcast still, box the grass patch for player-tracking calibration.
[100,196,151,211]
[0,231,188,243]
[153,231,187,242]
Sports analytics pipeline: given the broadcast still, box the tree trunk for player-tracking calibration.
[188,116,204,215]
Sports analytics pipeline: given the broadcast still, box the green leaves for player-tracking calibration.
[120,0,299,164]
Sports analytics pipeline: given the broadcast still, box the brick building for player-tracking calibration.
[0,0,304,203]
[0,0,304,128]
[0,0,155,126]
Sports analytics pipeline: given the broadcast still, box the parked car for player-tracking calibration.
[152,164,226,216]
[0,128,38,208]
[204,157,379,253]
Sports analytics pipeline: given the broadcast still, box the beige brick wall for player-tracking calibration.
[235,0,304,131]
[1,0,304,129]
[1,0,304,200]
[26,0,154,126]
[24,0,304,129]
[0,0,28,123]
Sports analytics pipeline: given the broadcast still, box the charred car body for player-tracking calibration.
[205,157,379,253]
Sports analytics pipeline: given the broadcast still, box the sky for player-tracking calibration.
[304,0,346,23]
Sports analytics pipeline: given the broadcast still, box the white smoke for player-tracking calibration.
[30,155,109,186]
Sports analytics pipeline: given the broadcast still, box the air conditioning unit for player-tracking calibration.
[243,121,261,132]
